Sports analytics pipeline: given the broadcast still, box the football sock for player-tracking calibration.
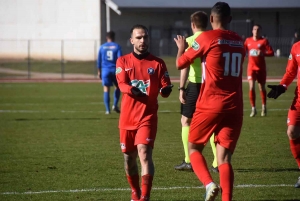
[260,90,266,105]
[209,134,218,168]
[219,163,234,201]
[103,91,110,112]
[114,88,120,107]
[182,126,190,163]
[289,137,300,167]
[190,151,213,186]
[249,90,256,107]
[126,174,140,195]
[141,174,153,198]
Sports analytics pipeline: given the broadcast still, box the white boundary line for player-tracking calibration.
[1,184,294,195]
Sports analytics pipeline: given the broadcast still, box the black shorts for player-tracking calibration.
[181,82,201,118]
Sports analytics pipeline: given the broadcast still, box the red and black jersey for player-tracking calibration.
[244,37,274,70]
[116,52,171,130]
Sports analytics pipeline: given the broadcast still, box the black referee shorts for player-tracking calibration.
[181,82,201,118]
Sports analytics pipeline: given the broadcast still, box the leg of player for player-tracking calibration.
[286,125,300,188]
[112,79,121,113]
[137,144,154,201]
[216,144,234,201]
[258,82,267,117]
[189,142,219,201]
[175,115,192,171]
[210,134,219,173]
[124,151,141,201]
[103,85,111,114]
[248,79,257,117]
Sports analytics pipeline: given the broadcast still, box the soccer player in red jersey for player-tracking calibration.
[116,24,173,201]
[174,2,245,201]
[244,24,274,117]
[267,41,300,188]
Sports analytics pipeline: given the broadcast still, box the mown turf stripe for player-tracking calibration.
[1,184,294,195]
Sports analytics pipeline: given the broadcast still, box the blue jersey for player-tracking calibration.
[97,42,122,71]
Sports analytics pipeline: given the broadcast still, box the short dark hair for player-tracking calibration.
[190,11,208,29]
[106,31,115,41]
[253,24,262,29]
[211,2,231,18]
[130,24,148,36]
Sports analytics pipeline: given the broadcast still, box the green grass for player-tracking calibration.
[0,82,299,201]
[0,57,289,79]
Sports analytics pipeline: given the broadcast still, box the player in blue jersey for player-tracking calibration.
[97,31,122,114]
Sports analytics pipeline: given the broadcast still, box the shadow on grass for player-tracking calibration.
[14,117,119,121]
[235,168,299,172]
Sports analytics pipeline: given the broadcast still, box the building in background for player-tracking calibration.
[1,0,300,60]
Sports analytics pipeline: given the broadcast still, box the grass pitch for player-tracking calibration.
[0,82,299,200]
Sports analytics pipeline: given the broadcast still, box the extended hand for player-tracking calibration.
[267,85,286,99]
[174,35,186,52]
[131,87,146,97]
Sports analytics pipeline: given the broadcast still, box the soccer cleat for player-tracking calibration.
[130,189,141,201]
[105,111,110,115]
[174,160,193,171]
[204,183,219,201]
[112,105,120,113]
[295,176,300,188]
[210,166,219,173]
[261,106,267,116]
[139,195,150,201]
[250,108,257,117]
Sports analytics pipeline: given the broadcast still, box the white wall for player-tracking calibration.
[0,0,100,60]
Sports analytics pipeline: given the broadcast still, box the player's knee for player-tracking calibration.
[181,116,191,126]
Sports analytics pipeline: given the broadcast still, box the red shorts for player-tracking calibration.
[119,126,157,153]
[287,106,300,127]
[247,68,266,85]
[189,112,243,153]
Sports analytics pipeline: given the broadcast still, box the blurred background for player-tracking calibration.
[0,0,300,79]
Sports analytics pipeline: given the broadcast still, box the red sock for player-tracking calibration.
[219,163,234,201]
[249,90,256,107]
[141,174,153,199]
[190,151,213,186]
[289,137,300,168]
[126,174,140,199]
[260,90,266,105]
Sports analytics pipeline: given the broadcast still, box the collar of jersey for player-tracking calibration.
[132,51,150,60]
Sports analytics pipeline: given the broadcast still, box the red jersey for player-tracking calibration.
[116,52,171,130]
[244,37,274,70]
[177,29,245,114]
[280,41,300,107]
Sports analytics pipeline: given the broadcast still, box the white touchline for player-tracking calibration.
[1,184,294,195]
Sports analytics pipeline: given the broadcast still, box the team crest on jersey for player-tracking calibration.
[257,44,261,47]
[116,67,122,74]
[164,71,169,77]
[147,67,155,75]
[191,41,200,50]
[130,79,150,94]
[288,54,292,60]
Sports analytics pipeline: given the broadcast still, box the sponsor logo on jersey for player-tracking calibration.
[218,39,243,47]
[147,67,155,75]
[191,41,200,51]
[130,79,150,94]
[289,54,292,60]
[116,67,122,74]
[120,143,126,150]
[249,49,258,56]
[164,71,169,77]
[125,68,132,71]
